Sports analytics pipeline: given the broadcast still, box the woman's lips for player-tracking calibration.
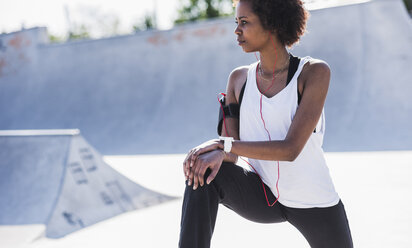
[237,39,245,45]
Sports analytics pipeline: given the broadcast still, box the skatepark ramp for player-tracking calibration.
[0,129,177,240]
[0,0,411,154]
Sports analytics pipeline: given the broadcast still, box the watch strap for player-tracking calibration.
[219,136,234,153]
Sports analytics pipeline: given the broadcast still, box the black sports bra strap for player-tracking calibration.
[286,54,301,87]
[238,79,247,106]
[285,54,303,105]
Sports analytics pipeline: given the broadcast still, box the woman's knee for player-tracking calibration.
[213,162,237,181]
[185,162,235,197]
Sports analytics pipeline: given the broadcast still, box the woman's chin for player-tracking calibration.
[242,47,256,53]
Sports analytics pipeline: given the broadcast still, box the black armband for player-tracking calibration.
[217,97,240,136]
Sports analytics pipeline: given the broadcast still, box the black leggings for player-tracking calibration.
[179,162,353,248]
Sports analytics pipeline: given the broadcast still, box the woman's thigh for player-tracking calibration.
[212,162,286,224]
[283,201,353,248]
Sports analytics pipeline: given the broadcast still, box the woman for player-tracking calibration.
[179,0,353,247]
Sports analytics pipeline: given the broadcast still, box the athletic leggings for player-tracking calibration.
[179,162,353,248]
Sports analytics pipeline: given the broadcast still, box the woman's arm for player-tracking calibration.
[219,66,248,162]
[231,60,330,161]
[183,66,247,189]
[186,59,330,189]
[190,60,330,162]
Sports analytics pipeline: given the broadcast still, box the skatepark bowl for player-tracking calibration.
[0,0,411,247]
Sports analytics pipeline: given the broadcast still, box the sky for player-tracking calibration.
[0,0,182,38]
[0,0,366,39]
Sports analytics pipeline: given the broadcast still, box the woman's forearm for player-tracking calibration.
[230,140,297,162]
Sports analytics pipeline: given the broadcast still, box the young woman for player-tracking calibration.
[179,0,353,247]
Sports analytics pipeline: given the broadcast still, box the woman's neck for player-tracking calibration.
[258,41,289,74]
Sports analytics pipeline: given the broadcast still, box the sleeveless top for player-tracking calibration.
[239,57,340,208]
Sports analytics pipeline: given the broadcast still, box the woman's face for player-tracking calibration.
[234,1,271,53]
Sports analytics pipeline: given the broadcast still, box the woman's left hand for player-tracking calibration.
[183,139,223,180]
[187,149,225,190]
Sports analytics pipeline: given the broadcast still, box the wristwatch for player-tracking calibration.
[219,136,234,153]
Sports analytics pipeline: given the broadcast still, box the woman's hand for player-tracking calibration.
[186,149,225,190]
[183,139,223,180]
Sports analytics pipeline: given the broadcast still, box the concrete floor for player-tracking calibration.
[11,151,411,248]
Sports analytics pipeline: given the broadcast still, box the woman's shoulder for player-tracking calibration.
[227,65,249,103]
[300,57,331,84]
[301,57,330,77]
[229,65,249,83]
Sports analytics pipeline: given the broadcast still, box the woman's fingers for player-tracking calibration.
[187,139,222,169]
[196,162,208,188]
[187,165,194,186]
[193,161,209,190]
[189,151,198,168]
[198,163,210,187]
[206,165,220,185]
[183,149,196,179]
[185,146,225,190]
[183,158,188,179]
[189,148,201,168]
[191,150,225,190]
[192,166,200,190]
[190,143,220,167]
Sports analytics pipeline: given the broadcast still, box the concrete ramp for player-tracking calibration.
[293,0,412,151]
[0,0,411,154]
[0,130,176,240]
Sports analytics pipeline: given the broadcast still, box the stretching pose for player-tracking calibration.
[179,0,353,247]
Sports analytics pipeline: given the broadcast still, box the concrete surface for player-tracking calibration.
[0,0,411,154]
[7,151,409,248]
[0,0,411,247]
[0,130,176,245]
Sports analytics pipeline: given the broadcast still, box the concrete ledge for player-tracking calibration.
[0,129,80,136]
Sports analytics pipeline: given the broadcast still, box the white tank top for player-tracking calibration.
[239,57,340,208]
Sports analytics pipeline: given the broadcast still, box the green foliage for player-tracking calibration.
[404,0,412,13]
[68,24,91,40]
[144,16,155,29]
[65,5,122,40]
[175,0,234,24]
[48,34,65,43]
[133,14,156,32]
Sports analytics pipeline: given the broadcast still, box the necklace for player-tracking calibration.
[258,55,290,81]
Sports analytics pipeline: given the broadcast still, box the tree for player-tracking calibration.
[404,0,412,14]
[175,0,234,24]
[48,33,65,43]
[133,14,156,32]
[68,24,91,40]
[65,4,121,41]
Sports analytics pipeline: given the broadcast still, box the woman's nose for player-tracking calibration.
[234,25,241,35]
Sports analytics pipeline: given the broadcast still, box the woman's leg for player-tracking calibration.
[179,162,286,248]
[284,200,353,248]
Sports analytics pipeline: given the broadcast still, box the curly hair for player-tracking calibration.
[233,0,309,47]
